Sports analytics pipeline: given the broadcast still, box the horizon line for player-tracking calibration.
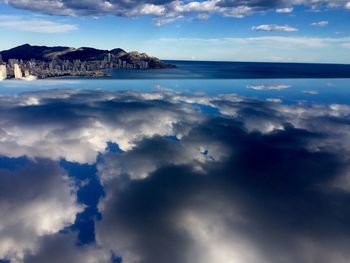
[1,43,350,66]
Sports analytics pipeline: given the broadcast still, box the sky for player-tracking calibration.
[0,0,350,63]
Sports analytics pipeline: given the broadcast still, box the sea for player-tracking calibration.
[1,60,350,104]
[0,60,350,262]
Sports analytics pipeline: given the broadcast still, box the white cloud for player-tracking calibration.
[266,98,282,103]
[135,3,166,16]
[2,0,349,26]
[181,209,268,263]
[247,84,291,90]
[0,15,77,33]
[158,35,350,51]
[196,13,210,20]
[252,24,298,32]
[98,130,230,182]
[154,14,184,26]
[170,0,219,13]
[276,7,294,13]
[0,160,83,263]
[302,90,319,94]
[0,90,203,164]
[311,20,329,27]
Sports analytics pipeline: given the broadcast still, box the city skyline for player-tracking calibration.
[0,0,349,63]
[0,44,166,80]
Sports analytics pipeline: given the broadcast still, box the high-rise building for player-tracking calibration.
[9,59,20,68]
[0,65,7,80]
[14,63,23,79]
[24,69,30,78]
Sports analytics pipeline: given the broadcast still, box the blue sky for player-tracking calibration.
[0,0,350,63]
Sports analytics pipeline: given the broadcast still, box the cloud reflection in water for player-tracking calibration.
[0,89,349,263]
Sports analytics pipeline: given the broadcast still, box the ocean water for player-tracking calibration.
[1,61,350,262]
[1,60,350,104]
[106,60,350,79]
[1,78,350,105]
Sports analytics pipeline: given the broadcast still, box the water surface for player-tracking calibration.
[0,71,350,263]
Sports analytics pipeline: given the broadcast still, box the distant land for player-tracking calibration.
[1,44,350,81]
[0,44,175,80]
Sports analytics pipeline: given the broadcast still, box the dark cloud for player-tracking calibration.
[96,115,350,263]
[217,0,282,9]
[3,0,170,16]
[23,233,111,263]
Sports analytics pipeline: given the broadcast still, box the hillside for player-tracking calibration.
[0,44,174,69]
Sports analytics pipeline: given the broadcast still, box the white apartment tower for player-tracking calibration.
[0,65,7,80]
[14,63,23,79]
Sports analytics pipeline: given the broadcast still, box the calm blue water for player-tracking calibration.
[105,60,350,79]
[2,60,348,104]
[0,78,349,105]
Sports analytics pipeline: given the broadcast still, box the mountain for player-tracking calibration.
[0,44,174,69]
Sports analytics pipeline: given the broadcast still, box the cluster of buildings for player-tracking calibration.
[0,60,37,81]
[0,64,6,81]
[0,53,150,80]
